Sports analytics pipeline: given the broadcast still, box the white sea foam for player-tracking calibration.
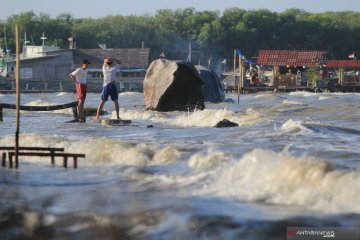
[23,100,72,114]
[282,100,305,105]
[119,92,143,96]
[25,100,57,107]
[56,92,68,96]
[289,91,318,97]
[318,95,332,100]
[279,119,312,134]
[199,148,360,214]
[0,134,180,166]
[188,149,229,171]
[112,108,263,128]
[113,109,171,122]
[171,108,263,127]
[254,93,276,99]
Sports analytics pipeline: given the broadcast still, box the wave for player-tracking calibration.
[277,119,360,136]
[188,149,229,171]
[281,100,306,105]
[23,100,72,114]
[254,93,277,99]
[110,109,171,122]
[318,95,332,100]
[198,148,360,214]
[0,134,180,167]
[56,92,68,97]
[119,92,143,96]
[112,108,263,128]
[289,92,318,97]
[303,122,360,135]
[25,100,57,107]
[278,119,313,134]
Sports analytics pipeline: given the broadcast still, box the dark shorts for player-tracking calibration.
[101,83,118,101]
[76,83,87,101]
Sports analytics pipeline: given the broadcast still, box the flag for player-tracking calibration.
[236,49,244,56]
[348,52,355,59]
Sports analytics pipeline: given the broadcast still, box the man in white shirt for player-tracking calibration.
[95,57,121,120]
[70,59,90,122]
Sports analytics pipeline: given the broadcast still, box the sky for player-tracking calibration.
[1,0,360,20]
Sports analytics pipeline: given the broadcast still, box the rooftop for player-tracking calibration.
[257,50,327,67]
[326,60,360,68]
[73,48,150,69]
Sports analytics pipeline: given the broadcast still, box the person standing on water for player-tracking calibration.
[95,57,121,120]
[70,59,91,122]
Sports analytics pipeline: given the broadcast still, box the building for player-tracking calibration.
[1,45,150,92]
[73,48,149,92]
[256,50,328,87]
[326,60,360,86]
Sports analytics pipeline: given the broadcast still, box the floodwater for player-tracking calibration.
[0,91,359,239]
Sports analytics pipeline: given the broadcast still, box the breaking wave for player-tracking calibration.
[0,134,180,167]
[113,108,263,128]
[278,119,360,136]
[198,148,360,214]
[289,92,318,97]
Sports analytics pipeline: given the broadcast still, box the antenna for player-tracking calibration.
[3,26,8,52]
[40,32,47,46]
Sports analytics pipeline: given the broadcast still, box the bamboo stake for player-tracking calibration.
[15,24,20,169]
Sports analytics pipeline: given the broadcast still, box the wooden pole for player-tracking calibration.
[340,68,344,85]
[238,55,241,104]
[15,24,20,169]
[233,50,236,72]
[241,58,245,94]
[233,50,236,93]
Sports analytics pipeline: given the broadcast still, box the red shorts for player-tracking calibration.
[76,83,87,101]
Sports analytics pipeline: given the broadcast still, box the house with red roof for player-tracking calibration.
[326,60,360,85]
[256,50,328,87]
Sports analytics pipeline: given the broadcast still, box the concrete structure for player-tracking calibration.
[74,48,149,92]
[0,46,150,92]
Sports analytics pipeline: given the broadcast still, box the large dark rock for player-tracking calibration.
[144,59,205,111]
[214,119,239,128]
[196,66,225,103]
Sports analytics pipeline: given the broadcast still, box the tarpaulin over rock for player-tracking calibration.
[196,65,225,103]
[144,59,205,111]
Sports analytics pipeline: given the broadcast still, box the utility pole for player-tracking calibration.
[15,24,21,169]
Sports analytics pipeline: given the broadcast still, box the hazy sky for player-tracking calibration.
[2,0,360,19]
